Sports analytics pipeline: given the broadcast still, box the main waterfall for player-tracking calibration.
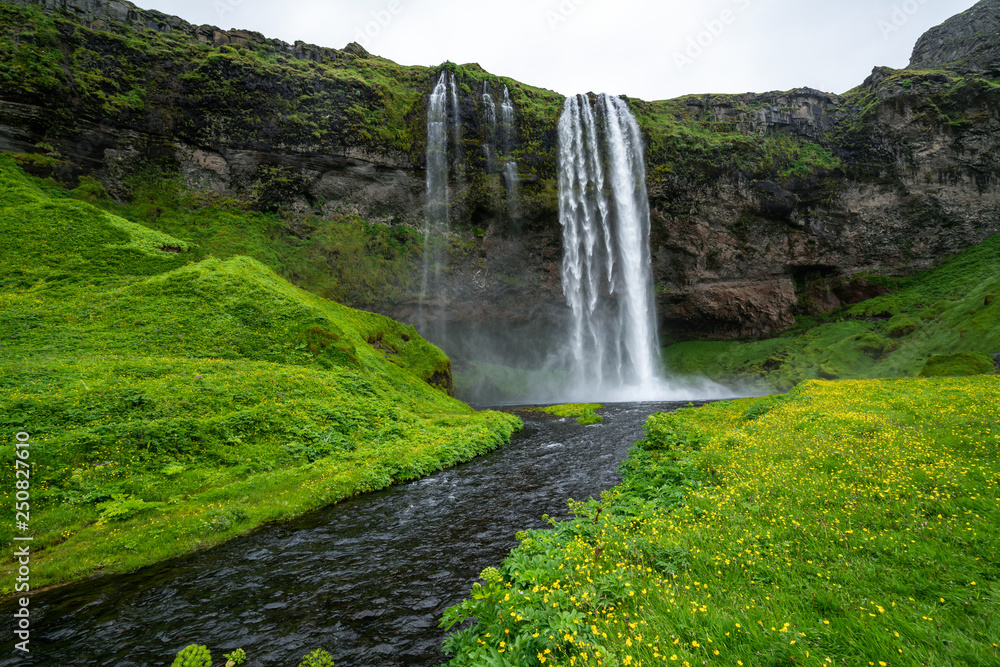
[557,93,664,397]
[419,72,458,340]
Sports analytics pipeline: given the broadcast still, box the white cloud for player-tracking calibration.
[138,0,978,99]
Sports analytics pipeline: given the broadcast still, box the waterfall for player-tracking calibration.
[556,93,663,396]
[498,86,518,225]
[425,73,450,230]
[482,82,497,136]
[420,73,451,325]
[482,83,498,174]
[500,85,514,152]
[503,161,518,225]
[448,73,462,170]
[482,144,496,174]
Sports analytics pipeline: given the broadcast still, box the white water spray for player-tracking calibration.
[482,83,498,174]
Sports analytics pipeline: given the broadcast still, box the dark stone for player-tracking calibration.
[834,278,894,306]
[908,0,1000,75]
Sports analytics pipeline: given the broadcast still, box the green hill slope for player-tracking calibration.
[664,233,1000,390]
[0,157,520,592]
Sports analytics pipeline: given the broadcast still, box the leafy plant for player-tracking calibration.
[443,377,1000,666]
[223,648,247,666]
[170,644,211,667]
[96,495,164,524]
[298,648,335,666]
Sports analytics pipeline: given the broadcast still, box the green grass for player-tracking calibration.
[0,157,520,593]
[663,232,1000,390]
[442,376,1000,666]
[531,404,604,425]
[919,353,996,378]
[630,96,844,195]
[22,167,425,312]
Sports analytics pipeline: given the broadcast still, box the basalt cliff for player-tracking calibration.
[2,0,999,354]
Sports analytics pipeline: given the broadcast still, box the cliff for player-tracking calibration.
[2,0,999,353]
[909,0,1000,73]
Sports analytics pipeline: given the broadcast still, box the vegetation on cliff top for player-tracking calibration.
[443,376,1000,666]
[0,157,520,593]
[0,2,564,162]
[1,0,873,237]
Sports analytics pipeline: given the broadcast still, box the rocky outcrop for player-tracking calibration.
[909,0,1000,74]
[8,0,363,62]
[675,88,852,141]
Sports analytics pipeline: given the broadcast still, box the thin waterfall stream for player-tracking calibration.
[0,402,703,667]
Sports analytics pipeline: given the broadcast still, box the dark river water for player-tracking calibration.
[3,402,698,667]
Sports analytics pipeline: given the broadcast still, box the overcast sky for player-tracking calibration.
[137,0,976,100]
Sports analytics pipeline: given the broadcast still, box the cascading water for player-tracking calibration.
[500,84,514,152]
[420,73,452,328]
[482,144,496,174]
[425,73,450,231]
[448,73,462,171]
[482,82,497,135]
[556,93,663,398]
[481,83,497,173]
[503,161,519,225]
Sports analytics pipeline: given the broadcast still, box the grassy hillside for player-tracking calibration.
[443,376,1000,666]
[664,231,1000,391]
[0,156,520,593]
[34,163,426,317]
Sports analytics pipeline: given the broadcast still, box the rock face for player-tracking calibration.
[2,0,1000,349]
[909,0,1000,74]
[649,64,1000,338]
[676,88,850,141]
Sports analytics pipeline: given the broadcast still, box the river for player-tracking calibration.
[2,401,701,666]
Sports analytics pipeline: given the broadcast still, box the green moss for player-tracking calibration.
[532,404,604,425]
[885,316,918,338]
[919,353,996,377]
[628,97,843,193]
